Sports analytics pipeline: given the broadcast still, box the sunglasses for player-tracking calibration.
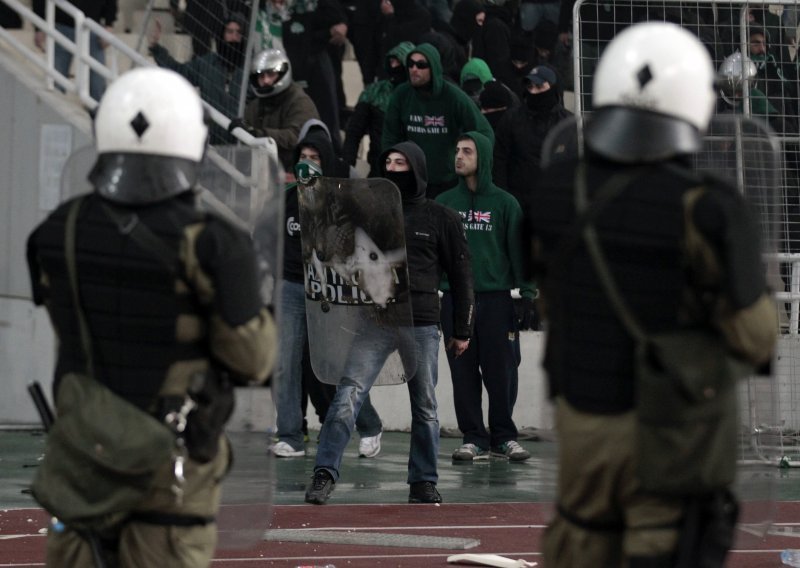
[408,59,430,70]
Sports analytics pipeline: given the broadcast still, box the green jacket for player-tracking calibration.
[357,41,416,113]
[436,131,534,298]
[382,43,494,188]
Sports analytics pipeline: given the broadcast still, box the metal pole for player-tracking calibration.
[236,1,260,121]
[135,0,158,54]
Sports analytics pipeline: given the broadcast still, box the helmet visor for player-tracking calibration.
[89,153,200,204]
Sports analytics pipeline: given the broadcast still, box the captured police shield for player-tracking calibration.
[298,176,416,385]
[541,113,782,545]
[60,143,281,550]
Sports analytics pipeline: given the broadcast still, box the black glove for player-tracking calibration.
[227,117,250,135]
[515,297,539,331]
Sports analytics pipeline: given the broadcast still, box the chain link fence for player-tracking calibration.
[572,0,800,466]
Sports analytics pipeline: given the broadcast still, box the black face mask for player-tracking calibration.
[383,170,417,200]
[484,110,506,130]
[514,62,534,77]
[525,89,558,113]
[451,18,480,45]
[218,40,245,69]
[461,78,483,98]
[388,65,407,85]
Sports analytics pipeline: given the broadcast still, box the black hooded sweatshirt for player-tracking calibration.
[282,127,341,283]
[380,142,474,336]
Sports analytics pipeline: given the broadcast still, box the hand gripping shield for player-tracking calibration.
[298,177,416,385]
[61,143,283,550]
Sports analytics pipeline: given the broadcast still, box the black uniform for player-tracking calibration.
[531,156,769,413]
[27,189,275,566]
[530,153,777,567]
[27,192,271,413]
[382,141,474,334]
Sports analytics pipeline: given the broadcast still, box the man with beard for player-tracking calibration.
[382,44,494,198]
[150,13,248,144]
[493,64,574,216]
[436,132,535,463]
[343,41,416,176]
[168,0,248,58]
[230,48,320,171]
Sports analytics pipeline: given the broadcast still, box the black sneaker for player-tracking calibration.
[408,481,442,504]
[305,470,335,505]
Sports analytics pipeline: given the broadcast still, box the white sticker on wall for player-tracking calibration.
[39,124,73,211]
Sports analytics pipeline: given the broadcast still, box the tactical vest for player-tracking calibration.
[34,194,210,413]
[532,159,703,413]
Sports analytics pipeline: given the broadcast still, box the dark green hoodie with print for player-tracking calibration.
[382,43,495,193]
[435,131,534,299]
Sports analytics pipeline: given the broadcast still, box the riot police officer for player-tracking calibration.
[27,67,277,567]
[528,23,777,567]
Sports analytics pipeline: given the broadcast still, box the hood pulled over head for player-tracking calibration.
[380,141,428,204]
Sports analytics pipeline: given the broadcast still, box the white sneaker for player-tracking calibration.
[490,440,531,462]
[452,443,489,461]
[270,441,304,458]
[359,432,382,458]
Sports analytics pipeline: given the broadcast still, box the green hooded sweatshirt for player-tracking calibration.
[459,57,493,87]
[382,43,495,190]
[436,131,535,299]
[357,41,416,113]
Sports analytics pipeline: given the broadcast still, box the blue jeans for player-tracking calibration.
[315,325,441,484]
[276,280,383,449]
[54,23,106,102]
[275,280,307,450]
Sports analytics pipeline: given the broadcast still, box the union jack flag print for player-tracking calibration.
[423,115,445,127]
[470,210,491,223]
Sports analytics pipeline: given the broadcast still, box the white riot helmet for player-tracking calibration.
[584,22,716,163]
[718,51,757,107]
[250,49,292,98]
[89,67,208,204]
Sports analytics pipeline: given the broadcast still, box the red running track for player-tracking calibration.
[1,501,797,567]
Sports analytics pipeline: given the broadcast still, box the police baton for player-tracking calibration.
[27,381,54,432]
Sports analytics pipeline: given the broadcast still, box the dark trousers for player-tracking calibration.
[441,290,521,449]
[303,50,343,151]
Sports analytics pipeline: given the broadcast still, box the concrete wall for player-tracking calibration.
[0,48,93,425]
[227,331,555,435]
